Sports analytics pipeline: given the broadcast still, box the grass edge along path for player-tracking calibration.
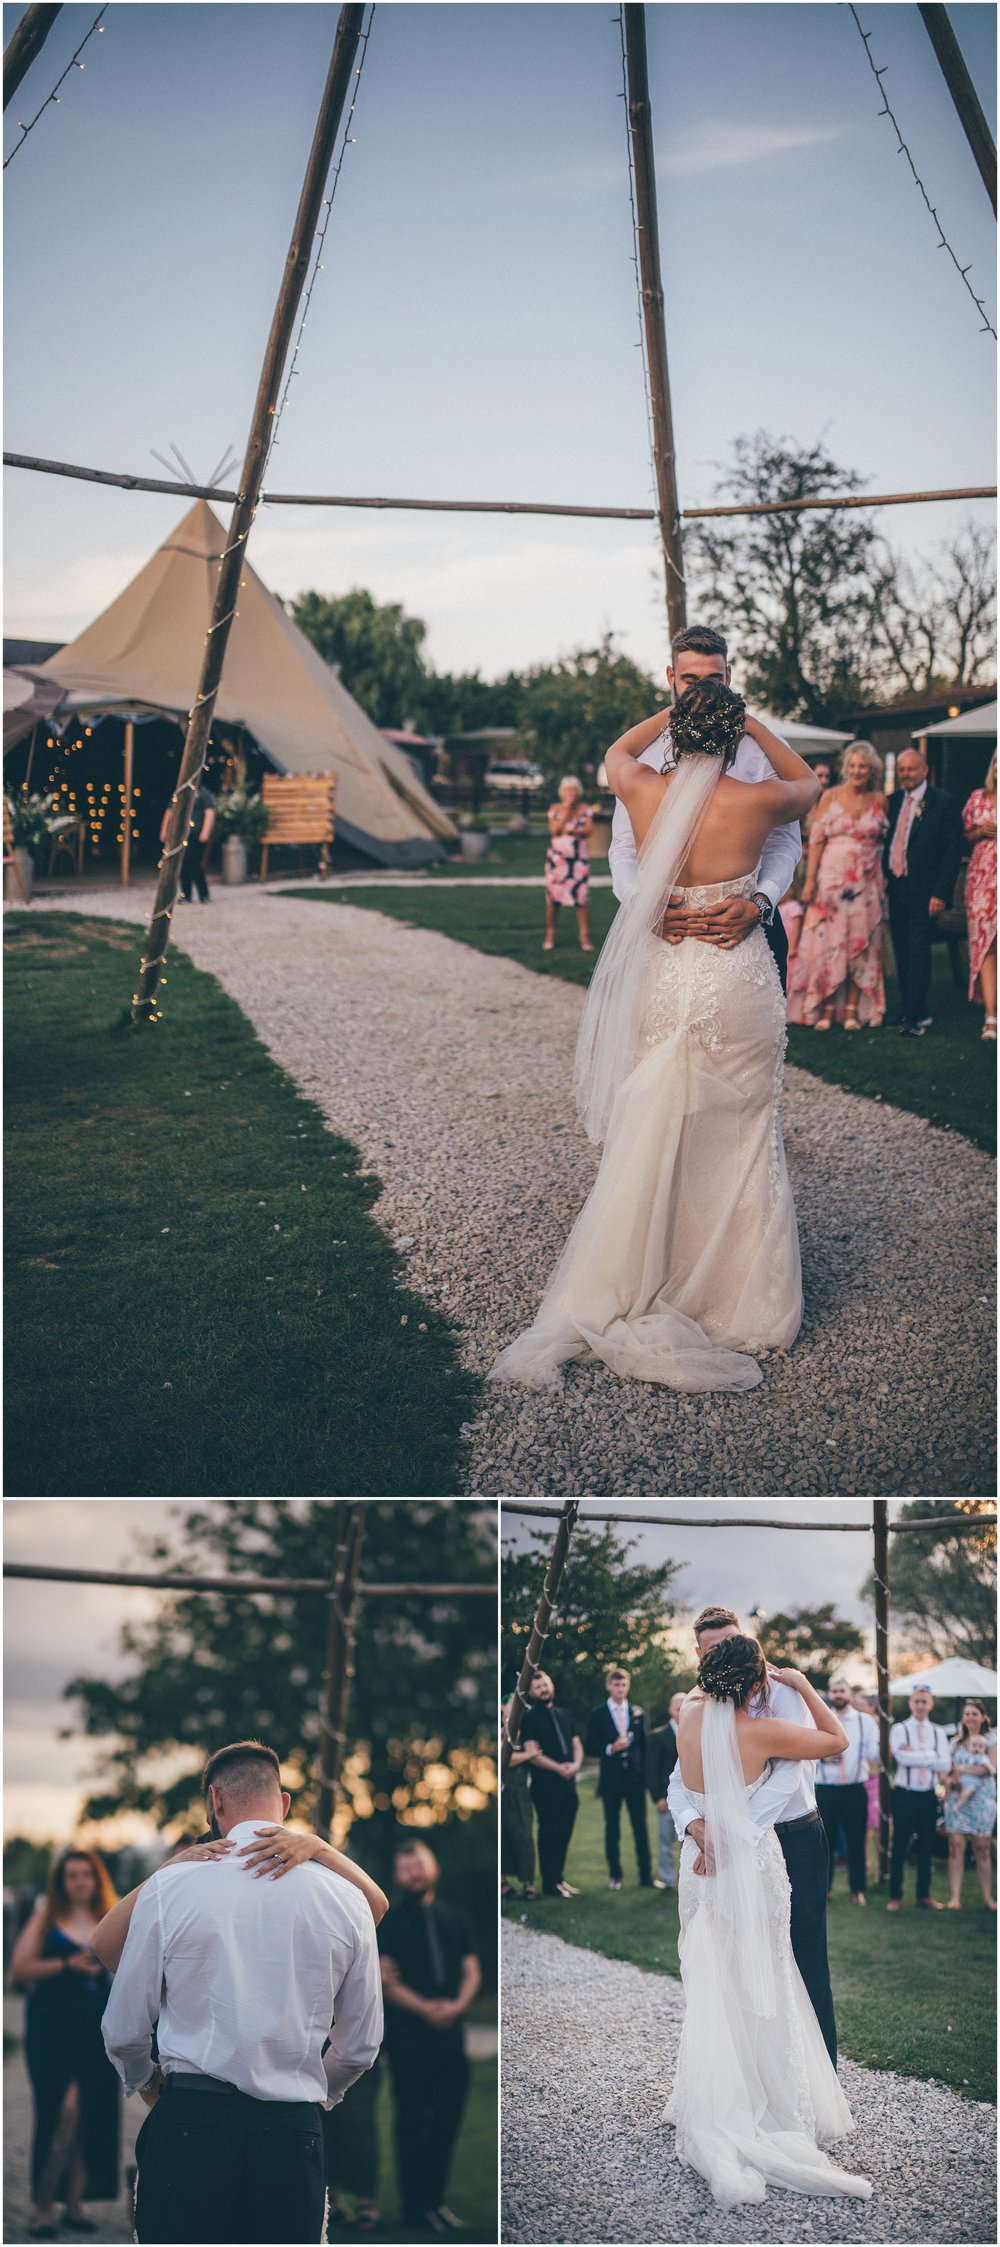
[287,881,996,1153]
[4,913,480,1496]
[501,1776,996,2104]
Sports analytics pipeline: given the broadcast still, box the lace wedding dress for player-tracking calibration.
[488,755,802,1393]
[665,1704,871,2208]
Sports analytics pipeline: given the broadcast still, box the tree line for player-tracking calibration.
[289,433,996,782]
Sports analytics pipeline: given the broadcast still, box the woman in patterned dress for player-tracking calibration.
[787,742,888,1029]
[962,752,997,1039]
[544,776,594,952]
[943,1699,997,1910]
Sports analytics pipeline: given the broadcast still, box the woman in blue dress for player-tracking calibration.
[942,1700,997,1911]
[10,1848,122,2239]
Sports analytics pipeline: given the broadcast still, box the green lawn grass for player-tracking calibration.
[3,913,479,1496]
[292,884,995,1148]
[503,1776,997,2103]
[325,2056,497,2245]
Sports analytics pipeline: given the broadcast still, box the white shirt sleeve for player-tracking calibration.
[322,1916,384,2109]
[100,1884,164,2096]
[666,1758,699,1838]
[730,731,802,909]
[741,1752,804,1838]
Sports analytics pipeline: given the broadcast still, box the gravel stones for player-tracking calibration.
[501,1922,997,2245]
[21,886,995,1496]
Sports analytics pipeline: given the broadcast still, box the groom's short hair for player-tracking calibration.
[672,624,728,661]
[692,1604,740,1640]
[201,1739,282,1802]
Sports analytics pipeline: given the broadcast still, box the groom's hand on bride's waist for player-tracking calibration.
[658,896,763,948]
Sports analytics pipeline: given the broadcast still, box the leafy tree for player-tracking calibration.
[415,668,524,738]
[860,1501,996,1666]
[501,1522,689,1728]
[514,636,662,783]
[867,522,997,697]
[687,432,880,725]
[760,1604,865,1689]
[291,589,429,728]
[64,1503,496,1865]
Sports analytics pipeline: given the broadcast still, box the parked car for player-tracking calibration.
[484,760,546,796]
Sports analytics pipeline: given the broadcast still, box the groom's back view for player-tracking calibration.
[101,1740,383,2245]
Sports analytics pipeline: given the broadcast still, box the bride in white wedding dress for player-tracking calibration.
[666,1635,872,2209]
[488,680,821,1394]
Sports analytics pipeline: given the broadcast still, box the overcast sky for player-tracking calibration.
[502,1497,914,1670]
[3,1,995,684]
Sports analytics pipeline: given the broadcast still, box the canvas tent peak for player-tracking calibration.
[31,499,456,867]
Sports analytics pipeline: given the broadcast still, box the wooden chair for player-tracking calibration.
[259,775,337,883]
[3,796,30,903]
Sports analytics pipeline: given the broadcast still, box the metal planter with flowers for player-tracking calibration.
[214,788,269,884]
[4,792,77,902]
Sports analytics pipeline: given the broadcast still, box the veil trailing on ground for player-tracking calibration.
[573,753,723,1144]
[701,1697,776,2020]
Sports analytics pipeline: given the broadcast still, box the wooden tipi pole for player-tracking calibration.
[3,4,62,108]
[501,1501,580,1780]
[918,5,996,216]
[313,1504,366,1839]
[872,1501,892,1885]
[623,4,686,645]
[132,3,365,1023]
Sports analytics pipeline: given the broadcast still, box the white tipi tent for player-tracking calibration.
[31,501,456,865]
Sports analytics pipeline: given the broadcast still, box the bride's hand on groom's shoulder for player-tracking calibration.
[168,1839,234,1866]
[236,1825,319,1878]
[767,1666,808,1691]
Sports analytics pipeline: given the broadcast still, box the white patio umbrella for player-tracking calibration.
[889,1657,998,1697]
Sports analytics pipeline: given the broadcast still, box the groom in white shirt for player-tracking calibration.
[101,1738,383,2243]
[608,623,801,989]
[668,1604,838,2065]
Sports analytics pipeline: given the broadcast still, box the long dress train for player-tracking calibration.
[664,1719,871,2208]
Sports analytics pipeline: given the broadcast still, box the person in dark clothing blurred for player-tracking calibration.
[378,1843,481,2236]
[161,780,216,904]
[519,1672,584,1897]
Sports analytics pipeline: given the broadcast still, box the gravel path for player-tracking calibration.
[501,1922,996,2245]
[13,886,995,1496]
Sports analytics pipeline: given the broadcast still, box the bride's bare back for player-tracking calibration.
[628,766,791,886]
[677,1697,772,1793]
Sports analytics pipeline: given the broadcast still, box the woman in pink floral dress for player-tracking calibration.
[544,776,594,952]
[962,752,997,1040]
[787,742,888,1029]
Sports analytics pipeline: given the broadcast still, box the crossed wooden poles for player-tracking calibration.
[500,1502,996,1883]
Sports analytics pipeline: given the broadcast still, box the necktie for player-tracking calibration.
[890,795,914,877]
[424,1903,447,1993]
[548,1708,569,1761]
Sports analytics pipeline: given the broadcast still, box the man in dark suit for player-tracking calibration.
[585,1668,652,1890]
[646,1692,684,1892]
[884,748,963,1035]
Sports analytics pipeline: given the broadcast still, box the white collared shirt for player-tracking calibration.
[816,1707,879,1785]
[667,1680,818,1842]
[608,727,802,908]
[890,1717,952,1790]
[101,1822,383,2108]
[890,777,927,875]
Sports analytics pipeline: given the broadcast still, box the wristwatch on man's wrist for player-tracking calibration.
[751,890,775,928]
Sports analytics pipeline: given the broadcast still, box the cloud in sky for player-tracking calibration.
[658,118,850,174]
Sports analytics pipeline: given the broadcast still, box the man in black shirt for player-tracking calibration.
[378,1842,481,2235]
[520,1672,584,1898]
[161,779,216,904]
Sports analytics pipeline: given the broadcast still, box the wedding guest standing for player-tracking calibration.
[11,1848,122,2241]
[378,1842,481,2235]
[962,753,997,1039]
[884,747,963,1036]
[500,1696,537,1900]
[943,1699,997,1911]
[544,777,593,953]
[520,1672,584,1897]
[815,1678,879,1904]
[585,1668,652,1891]
[646,1693,684,1892]
[788,742,888,1029]
[888,1685,952,1910]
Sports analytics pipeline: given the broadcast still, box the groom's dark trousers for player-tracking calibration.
[134,2075,326,2243]
[775,1814,838,2067]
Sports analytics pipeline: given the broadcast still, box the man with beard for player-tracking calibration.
[520,1672,584,1898]
[378,1842,481,2235]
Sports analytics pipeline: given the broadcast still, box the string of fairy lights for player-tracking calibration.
[134,4,378,1022]
[4,10,108,172]
[849,7,997,343]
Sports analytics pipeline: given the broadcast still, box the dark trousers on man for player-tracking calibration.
[890,1785,938,1902]
[816,1781,869,1895]
[134,2077,326,2243]
[387,2028,469,2221]
[601,1776,652,1884]
[181,836,209,902]
[531,1774,578,1894]
[776,1816,837,2067]
[887,873,932,1026]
